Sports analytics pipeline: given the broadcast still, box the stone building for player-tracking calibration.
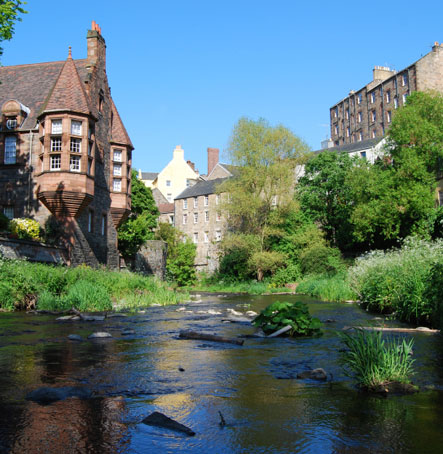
[330,42,443,146]
[0,21,132,267]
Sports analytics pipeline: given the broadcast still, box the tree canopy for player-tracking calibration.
[0,1,27,61]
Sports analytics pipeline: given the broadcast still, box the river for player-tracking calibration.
[0,294,442,453]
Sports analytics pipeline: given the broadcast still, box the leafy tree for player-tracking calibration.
[118,170,159,258]
[155,222,196,286]
[297,151,357,251]
[0,1,27,62]
[218,117,310,280]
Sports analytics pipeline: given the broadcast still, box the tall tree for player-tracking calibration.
[218,117,310,280]
[118,170,159,258]
[0,1,27,62]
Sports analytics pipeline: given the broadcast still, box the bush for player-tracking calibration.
[271,262,301,286]
[37,290,71,311]
[296,272,356,302]
[0,213,9,231]
[423,262,443,330]
[253,300,322,336]
[65,280,112,312]
[167,240,196,286]
[9,218,41,241]
[339,329,415,390]
[300,245,344,275]
[0,281,15,310]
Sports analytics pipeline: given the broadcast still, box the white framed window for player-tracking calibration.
[394,97,398,109]
[357,112,362,123]
[402,93,408,104]
[359,132,363,142]
[360,151,367,159]
[166,180,171,187]
[204,195,209,206]
[193,232,198,243]
[334,125,338,135]
[371,110,376,122]
[345,109,349,120]
[101,214,107,236]
[183,213,188,224]
[402,73,408,86]
[215,230,222,242]
[167,193,172,202]
[193,197,198,208]
[70,155,81,172]
[113,179,122,192]
[216,211,221,222]
[88,211,93,232]
[372,130,376,139]
[370,92,376,103]
[169,215,174,224]
[204,232,209,243]
[216,194,220,205]
[51,119,62,134]
[71,120,82,135]
[113,149,122,161]
[357,93,362,105]
[387,111,392,123]
[51,137,62,152]
[346,127,350,137]
[4,136,17,164]
[70,138,81,153]
[50,154,61,170]
[205,210,209,222]
[386,90,391,103]
[193,212,198,223]
[3,206,14,219]
[183,199,188,209]
[113,163,122,176]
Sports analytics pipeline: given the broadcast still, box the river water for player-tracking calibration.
[0,294,442,454]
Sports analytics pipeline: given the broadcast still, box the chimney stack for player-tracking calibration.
[207,147,219,176]
[87,20,106,69]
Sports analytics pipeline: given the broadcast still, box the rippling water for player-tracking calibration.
[0,294,443,454]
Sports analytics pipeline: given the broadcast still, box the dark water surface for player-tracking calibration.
[0,294,443,454]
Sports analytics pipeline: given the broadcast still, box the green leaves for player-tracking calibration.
[0,0,27,59]
[253,300,322,337]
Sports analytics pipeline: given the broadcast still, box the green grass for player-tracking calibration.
[296,272,357,302]
[189,278,291,295]
[339,328,415,389]
[0,258,188,312]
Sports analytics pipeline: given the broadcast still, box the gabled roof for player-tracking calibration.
[0,59,88,130]
[141,172,159,180]
[110,98,133,149]
[40,51,92,117]
[158,203,174,214]
[175,177,228,200]
[313,137,384,155]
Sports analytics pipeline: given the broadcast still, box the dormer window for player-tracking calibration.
[4,136,17,164]
[51,119,62,134]
[6,118,17,130]
[71,120,82,135]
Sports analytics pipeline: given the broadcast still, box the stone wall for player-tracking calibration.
[134,240,167,280]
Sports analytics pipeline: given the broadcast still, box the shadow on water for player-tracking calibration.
[0,295,442,453]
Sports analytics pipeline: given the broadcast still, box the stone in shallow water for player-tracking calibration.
[121,329,135,336]
[296,368,328,381]
[142,411,195,436]
[88,332,113,339]
[82,315,105,321]
[106,313,127,318]
[68,334,83,342]
[56,315,80,321]
[26,386,92,405]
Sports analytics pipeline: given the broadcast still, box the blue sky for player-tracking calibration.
[3,0,442,173]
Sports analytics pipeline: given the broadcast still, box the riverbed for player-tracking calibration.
[0,294,442,453]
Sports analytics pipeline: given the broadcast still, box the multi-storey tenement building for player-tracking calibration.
[0,22,132,267]
[330,42,443,146]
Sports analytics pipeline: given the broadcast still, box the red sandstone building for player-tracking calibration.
[0,22,132,267]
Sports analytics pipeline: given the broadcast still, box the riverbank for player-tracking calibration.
[0,258,188,312]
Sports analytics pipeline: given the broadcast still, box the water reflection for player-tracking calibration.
[0,297,442,453]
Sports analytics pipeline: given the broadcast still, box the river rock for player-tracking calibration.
[227,308,243,316]
[88,332,113,339]
[245,311,258,317]
[121,328,135,336]
[297,368,328,381]
[26,386,92,405]
[82,315,105,321]
[68,334,83,342]
[106,313,127,318]
[56,315,81,321]
[142,411,195,436]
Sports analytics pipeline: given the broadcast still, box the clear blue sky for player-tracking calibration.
[3,0,442,173]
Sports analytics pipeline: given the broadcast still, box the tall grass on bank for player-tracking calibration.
[190,277,289,295]
[339,329,415,390]
[349,237,443,325]
[0,258,187,312]
[296,271,357,302]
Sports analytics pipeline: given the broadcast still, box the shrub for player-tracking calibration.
[9,218,41,241]
[300,245,344,275]
[0,213,9,231]
[296,272,356,302]
[253,300,322,336]
[423,262,443,330]
[0,281,15,310]
[65,280,112,312]
[339,329,415,389]
[271,262,301,286]
[37,290,71,311]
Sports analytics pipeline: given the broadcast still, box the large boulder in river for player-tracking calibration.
[142,411,195,436]
[25,386,92,405]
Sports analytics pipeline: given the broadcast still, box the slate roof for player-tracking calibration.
[110,98,133,148]
[141,172,159,180]
[313,138,384,155]
[175,177,228,200]
[0,59,88,130]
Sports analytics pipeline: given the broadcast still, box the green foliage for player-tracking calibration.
[42,216,64,246]
[296,272,357,302]
[0,212,9,231]
[339,329,415,389]
[0,0,27,60]
[118,170,159,258]
[423,262,443,330]
[349,237,443,325]
[300,245,344,275]
[253,300,322,336]
[65,280,112,312]
[0,281,14,310]
[37,290,71,312]
[155,222,196,286]
[9,218,41,241]
[271,262,301,286]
